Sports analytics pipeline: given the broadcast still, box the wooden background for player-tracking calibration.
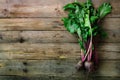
[0,0,119,80]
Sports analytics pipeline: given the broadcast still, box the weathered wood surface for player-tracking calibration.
[0,0,119,79]
[0,18,64,31]
[0,76,119,80]
[0,18,119,31]
[0,30,119,43]
[0,31,77,43]
[0,0,119,17]
[0,60,119,77]
[0,50,119,60]
[0,43,119,60]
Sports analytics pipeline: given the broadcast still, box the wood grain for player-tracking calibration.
[0,18,64,31]
[0,43,119,60]
[0,75,120,80]
[0,51,119,60]
[0,31,77,43]
[0,18,119,31]
[0,60,119,77]
[0,30,119,43]
[0,0,119,78]
[0,0,119,17]
[0,76,119,80]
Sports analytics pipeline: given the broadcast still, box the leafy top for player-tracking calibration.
[62,0,112,53]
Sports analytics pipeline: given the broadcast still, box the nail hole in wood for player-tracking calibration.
[23,68,28,73]
[19,37,25,43]
[23,62,28,66]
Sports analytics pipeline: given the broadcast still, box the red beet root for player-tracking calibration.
[84,61,94,72]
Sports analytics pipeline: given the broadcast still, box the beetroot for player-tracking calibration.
[84,61,94,72]
[62,0,112,72]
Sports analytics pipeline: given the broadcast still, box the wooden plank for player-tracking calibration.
[0,43,119,60]
[0,18,64,31]
[0,43,81,60]
[0,0,7,17]
[0,76,119,80]
[0,43,119,52]
[0,18,63,31]
[0,30,119,43]
[103,30,120,43]
[0,60,119,77]
[0,51,119,60]
[0,18,119,31]
[101,18,120,30]
[0,0,119,17]
[0,31,77,43]
[0,31,21,43]
[99,52,120,60]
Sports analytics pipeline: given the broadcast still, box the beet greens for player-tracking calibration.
[62,0,112,71]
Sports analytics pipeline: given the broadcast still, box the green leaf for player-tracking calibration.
[90,16,98,23]
[77,28,81,38]
[63,3,75,11]
[78,39,85,51]
[65,19,79,34]
[62,17,68,27]
[62,0,112,55]
[63,2,81,11]
[68,24,75,33]
[68,13,75,19]
[75,5,80,14]
[91,25,99,36]
[84,0,92,9]
[84,13,91,28]
[98,3,112,18]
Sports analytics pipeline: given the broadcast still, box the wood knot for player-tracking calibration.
[23,62,28,66]
[23,68,28,73]
[9,68,12,71]
[0,35,3,40]
[55,8,58,10]
[2,9,9,16]
[113,33,116,37]
[19,37,25,43]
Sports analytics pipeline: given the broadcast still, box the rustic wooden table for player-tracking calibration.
[0,0,119,80]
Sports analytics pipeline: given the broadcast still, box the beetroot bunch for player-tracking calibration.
[62,0,112,71]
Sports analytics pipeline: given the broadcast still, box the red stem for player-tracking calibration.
[88,46,92,61]
[82,37,92,62]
